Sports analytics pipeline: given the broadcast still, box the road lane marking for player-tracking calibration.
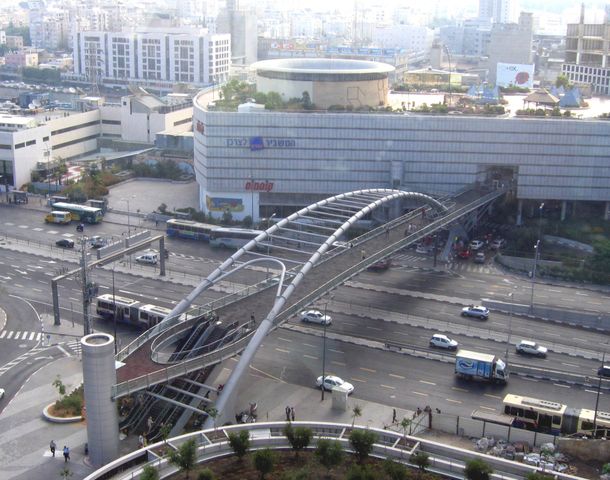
[451,387,469,392]
[389,373,405,379]
[419,380,436,386]
[561,362,580,367]
[275,348,290,354]
[380,384,396,390]
[479,406,496,411]
[359,367,376,373]
[303,354,318,360]
[585,389,601,394]
[303,343,316,348]
[484,394,502,399]
[522,377,539,382]
[553,384,571,388]
[331,361,346,366]
[7,331,13,339]
[445,398,462,404]
[329,349,344,354]
[547,289,561,292]
[575,292,589,296]
[350,377,367,383]
[278,337,292,342]
[29,332,35,340]
[343,322,356,326]
[412,391,428,396]
[366,326,382,331]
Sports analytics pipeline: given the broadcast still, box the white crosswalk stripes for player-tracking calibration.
[0,330,43,342]
[63,340,82,357]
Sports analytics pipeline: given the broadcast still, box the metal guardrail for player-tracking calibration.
[82,421,586,480]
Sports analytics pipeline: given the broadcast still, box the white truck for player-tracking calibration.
[455,349,508,384]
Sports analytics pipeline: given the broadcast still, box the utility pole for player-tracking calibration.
[81,236,91,336]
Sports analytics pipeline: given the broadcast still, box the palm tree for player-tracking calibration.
[351,405,362,427]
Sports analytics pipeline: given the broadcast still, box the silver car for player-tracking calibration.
[516,340,548,358]
[429,334,458,350]
[461,305,489,320]
[299,309,332,326]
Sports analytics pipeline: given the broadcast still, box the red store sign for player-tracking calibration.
[245,180,274,192]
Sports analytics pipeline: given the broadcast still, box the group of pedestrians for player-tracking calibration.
[49,440,70,462]
[284,406,296,421]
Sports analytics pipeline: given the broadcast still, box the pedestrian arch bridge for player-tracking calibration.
[112,187,506,424]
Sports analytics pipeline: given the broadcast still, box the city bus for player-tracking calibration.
[166,219,217,242]
[209,227,268,251]
[51,202,104,224]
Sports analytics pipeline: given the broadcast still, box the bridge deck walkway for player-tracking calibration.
[114,188,497,391]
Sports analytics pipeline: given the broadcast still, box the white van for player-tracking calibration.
[136,253,158,265]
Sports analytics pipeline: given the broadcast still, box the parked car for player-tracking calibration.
[490,238,506,250]
[316,375,354,394]
[461,305,489,320]
[299,309,332,326]
[474,252,486,264]
[55,238,75,248]
[457,249,471,259]
[516,340,548,358]
[469,240,485,251]
[429,334,458,350]
[598,365,610,378]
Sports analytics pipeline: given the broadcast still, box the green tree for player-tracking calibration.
[53,375,66,397]
[197,469,215,480]
[140,465,160,480]
[283,424,312,458]
[315,439,343,475]
[59,467,73,479]
[410,451,429,471]
[555,74,571,89]
[346,465,376,480]
[348,429,377,464]
[242,215,253,228]
[168,438,197,479]
[221,209,233,225]
[253,448,275,479]
[603,463,610,475]
[160,423,172,445]
[383,459,410,480]
[587,239,610,284]
[206,406,219,433]
[264,91,284,110]
[351,405,362,427]
[526,473,555,480]
[228,430,250,460]
[464,458,494,480]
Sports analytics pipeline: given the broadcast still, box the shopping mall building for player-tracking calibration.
[193,59,610,223]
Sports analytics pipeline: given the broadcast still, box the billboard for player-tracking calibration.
[496,63,534,88]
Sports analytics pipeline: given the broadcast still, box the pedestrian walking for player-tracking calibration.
[385,227,390,239]
[63,446,70,462]
[50,440,56,457]
[147,416,154,433]
[138,434,145,448]
[361,249,366,260]
[392,408,397,423]
[291,407,295,421]
[285,405,291,421]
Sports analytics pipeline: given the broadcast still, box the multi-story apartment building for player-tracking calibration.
[479,0,517,24]
[487,12,534,84]
[73,28,230,87]
[562,6,610,95]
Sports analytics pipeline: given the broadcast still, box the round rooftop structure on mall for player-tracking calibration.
[251,58,395,109]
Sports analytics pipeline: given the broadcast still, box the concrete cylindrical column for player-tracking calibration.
[81,333,119,466]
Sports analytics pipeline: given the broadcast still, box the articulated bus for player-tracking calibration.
[51,202,104,224]
[166,219,217,242]
[95,294,171,329]
[502,393,610,437]
[209,227,268,251]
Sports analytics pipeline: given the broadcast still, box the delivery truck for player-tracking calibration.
[455,349,508,384]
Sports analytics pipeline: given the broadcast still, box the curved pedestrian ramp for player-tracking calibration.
[112,186,507,404]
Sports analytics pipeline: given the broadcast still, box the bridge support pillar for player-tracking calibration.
[516,199,523,226]
[81,333,120,466]
[561,200,567,221]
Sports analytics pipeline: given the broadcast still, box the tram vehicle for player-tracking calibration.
[209,227,268,251]
[95,294,170,329]
[502,393,610,437]
[166,219,217,242]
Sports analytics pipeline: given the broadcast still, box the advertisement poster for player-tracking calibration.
[496,63,534,88]
[206,195,245,213]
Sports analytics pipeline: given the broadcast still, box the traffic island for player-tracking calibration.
[42,402,83,424]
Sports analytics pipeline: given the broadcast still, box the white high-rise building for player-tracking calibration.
[479,0,518,24]
[73,28,230,86]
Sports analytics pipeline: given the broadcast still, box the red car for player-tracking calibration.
[457,249,471,259]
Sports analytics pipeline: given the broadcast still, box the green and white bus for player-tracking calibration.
[51,202,104,224]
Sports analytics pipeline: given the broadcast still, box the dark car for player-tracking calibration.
[56,238,75,248]
[598,365,610,378]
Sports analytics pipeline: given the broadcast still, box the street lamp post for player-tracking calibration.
[505,292,514,364]
[112,264,117,354]
[321,294,334,401]
[593,347,607,437]
[530,203,544,311]
[444,45,452,107]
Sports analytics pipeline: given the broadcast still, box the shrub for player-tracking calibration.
[283,424,312,458]
[168,438,197,479]
[315,438,343,473]
[346,464,376,480]
[410,451,429,471]
[348,429,377,463]
[253,448,275,479]
[464,458,494,480]
[197,469,215,480]
[383,458,411,480]
[526,472,555,480]
[228,430,250,460]
[140,465,160,480]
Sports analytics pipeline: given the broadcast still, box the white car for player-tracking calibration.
[416,244,433,254]
[461,305,489,320]
[469,240,485,251]
[0,388,4,399]
[316,375,354,394]
[516,340,548,358]
[299,310,332,326]
[429,334,458,350]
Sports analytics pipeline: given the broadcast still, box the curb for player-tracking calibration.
[42,402,83,424]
